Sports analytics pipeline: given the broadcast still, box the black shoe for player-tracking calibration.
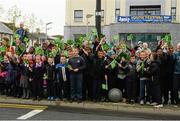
[77,100,82,103]
[69,99,73,103]
[37,97,41,101]
[163,101,168,105]
[32,97,37,101]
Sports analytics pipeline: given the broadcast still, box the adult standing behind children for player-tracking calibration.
[173,43,180,106]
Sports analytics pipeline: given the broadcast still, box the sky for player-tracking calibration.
[0,0,66,35]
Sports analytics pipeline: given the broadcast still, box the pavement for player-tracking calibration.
[0,95,180,117]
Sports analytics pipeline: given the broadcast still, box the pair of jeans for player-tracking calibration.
[47,81,55,97]
[92,80,102,101]
[140,79,151,101]
[70,73,83,100]
[173,74,180,104]
[126,81,137,101]
[151,84,162,104]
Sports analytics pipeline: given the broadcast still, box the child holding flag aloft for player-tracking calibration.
[92,50,105,102]
[117,56,128,99]
[104,50,118,101]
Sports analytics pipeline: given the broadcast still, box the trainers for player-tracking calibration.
[140,100,144,105]
[48,97,51,100]
[154,104,163,108]
[173,105,178,108]
[146,101,151,105]
[51,97,55,101]
[150,102,158,106]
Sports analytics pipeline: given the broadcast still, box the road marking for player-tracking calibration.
[17,109,44,120]
[0,103,48,110]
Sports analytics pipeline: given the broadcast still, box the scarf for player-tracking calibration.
[35,62,42,68]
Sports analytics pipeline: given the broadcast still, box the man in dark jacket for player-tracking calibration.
[164,46,175,104]
[16,22,28,44]
[157,48,168,104]
[68,48,86,103]
[173,43,180,105]
[149,52,163,107]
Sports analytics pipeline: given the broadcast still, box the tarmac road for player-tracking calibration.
[0,103,180,120]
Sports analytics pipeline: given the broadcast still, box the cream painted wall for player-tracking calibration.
[176,0,180,23]
[65,0,180,26]
[164,0,172,16]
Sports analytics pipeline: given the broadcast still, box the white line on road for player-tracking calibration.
[16,109,44,120]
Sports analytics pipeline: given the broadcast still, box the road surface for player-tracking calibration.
[0,103,180,120]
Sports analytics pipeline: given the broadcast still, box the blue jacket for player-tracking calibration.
[173,51,180,74]
[56,63,69,83]
[16,28,28,42]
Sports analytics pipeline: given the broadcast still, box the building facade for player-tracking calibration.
[0,22,13,40]
[64,0,180,46]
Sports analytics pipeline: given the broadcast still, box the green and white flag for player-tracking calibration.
[127,34,134,41]
[102,43,110,51]
[162,34,172,45]
[102,83,108,90]
[35,46,44,55]
[112,35,119,41]
[91,28,98,37]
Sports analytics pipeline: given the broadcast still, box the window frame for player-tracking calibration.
[74,10,83,22]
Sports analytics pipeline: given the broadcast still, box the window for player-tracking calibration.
[171,7,176,20]
[74,10,83,22]
[130,6,161,16]
[115,9,120,17]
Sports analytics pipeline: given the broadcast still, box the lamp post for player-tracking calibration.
[96,0,101,38]
[45,22,52,40]
[86,14,93,36]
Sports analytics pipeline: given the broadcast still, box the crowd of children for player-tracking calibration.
[0,33,180,107]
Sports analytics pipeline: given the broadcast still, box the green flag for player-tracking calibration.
[67,39,74,45]
[102,83,108,90]
[0,56,4,62]
[127,34,134,41]
[0,46,6,53]
[141,62,145,74]
[16,44,26,56]
[112,35,119,41]
[23,37,29,45]
[63,50,69,57]
[118,52,130,60]
[102,43,110,51]
[110,59,118,69]
[14,34,20,39]
[163,34,172,45]
[47,52,55,58]
[54,38,64,50]
[35,47,44,55]
[91,28,98,37]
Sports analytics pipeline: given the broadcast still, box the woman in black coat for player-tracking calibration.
[149,52,163,107]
